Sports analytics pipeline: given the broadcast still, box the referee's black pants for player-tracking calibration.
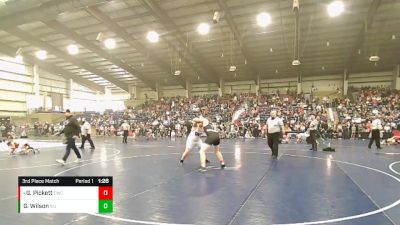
[267,132,280,157]
[123,130,128,143]
[310,130,318,151]
[81,134,95,148]
[368,129,381,149]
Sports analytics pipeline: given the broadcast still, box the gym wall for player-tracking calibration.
[0,55,32,116]
[0,55,126,116]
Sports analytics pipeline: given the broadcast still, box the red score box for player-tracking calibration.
[99,186,113,200]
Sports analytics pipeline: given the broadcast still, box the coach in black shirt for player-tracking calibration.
[56,109,82,165]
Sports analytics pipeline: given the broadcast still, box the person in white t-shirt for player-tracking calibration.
[266,110,284,159]
[308,115,319,151]
[179,119,210,165]
[80,119,95,150]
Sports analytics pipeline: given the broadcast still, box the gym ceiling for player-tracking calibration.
[0,0,399,92]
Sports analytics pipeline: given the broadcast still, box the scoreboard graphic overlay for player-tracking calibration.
[18,176,113,213]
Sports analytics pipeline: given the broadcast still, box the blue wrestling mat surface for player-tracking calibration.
[0,138,399,225]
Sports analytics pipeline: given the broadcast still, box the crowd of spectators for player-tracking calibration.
[334,87,400,141]
[0,122,64,139]
[2,87,399,144]
[80,92,317,139]
[78,87,400,144]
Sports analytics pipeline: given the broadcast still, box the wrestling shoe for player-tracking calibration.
[198,167,207,173]
[221,164,226,169]
[56,159,66,165]
[74,158,84,163]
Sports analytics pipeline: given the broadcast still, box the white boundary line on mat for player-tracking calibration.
[273,154,400,225]
[64,152,400,225]
[389,161,400,176]
[0,149,121,171]
[0,149,121,201]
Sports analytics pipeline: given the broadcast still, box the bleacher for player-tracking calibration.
[80,111,100,123]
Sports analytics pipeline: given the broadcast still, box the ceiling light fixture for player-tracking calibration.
[292,60,301,66]
[147,31,159,43]
[197,23,210,35]
[174,70,181,76]
[369,55,380,62]
[213,11,220,24]
[104,38,116,49]
[327,1,344,17]
[257,12,271,27]
[35,50,47,60]
[96,32,103,41]
[67,44,79,55]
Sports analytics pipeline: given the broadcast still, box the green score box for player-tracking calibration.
[99,200,113,213]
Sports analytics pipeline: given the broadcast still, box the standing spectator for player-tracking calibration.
[33,122,38,136]
[351,123,357,139]
[308,115,319,151]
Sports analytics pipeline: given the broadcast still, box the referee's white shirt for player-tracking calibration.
[267,117,283,134]
[371,119,382,130]
[309,120,318,130]
[121,123,130,131]
[81,121,91,135]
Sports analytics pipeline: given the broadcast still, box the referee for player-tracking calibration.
[120,120,130,144]
[266,110,284,160]
[309,115,319,151]
[368,115,382,149]
[80,118,95,150]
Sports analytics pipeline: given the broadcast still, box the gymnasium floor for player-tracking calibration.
[0,137,399,225]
